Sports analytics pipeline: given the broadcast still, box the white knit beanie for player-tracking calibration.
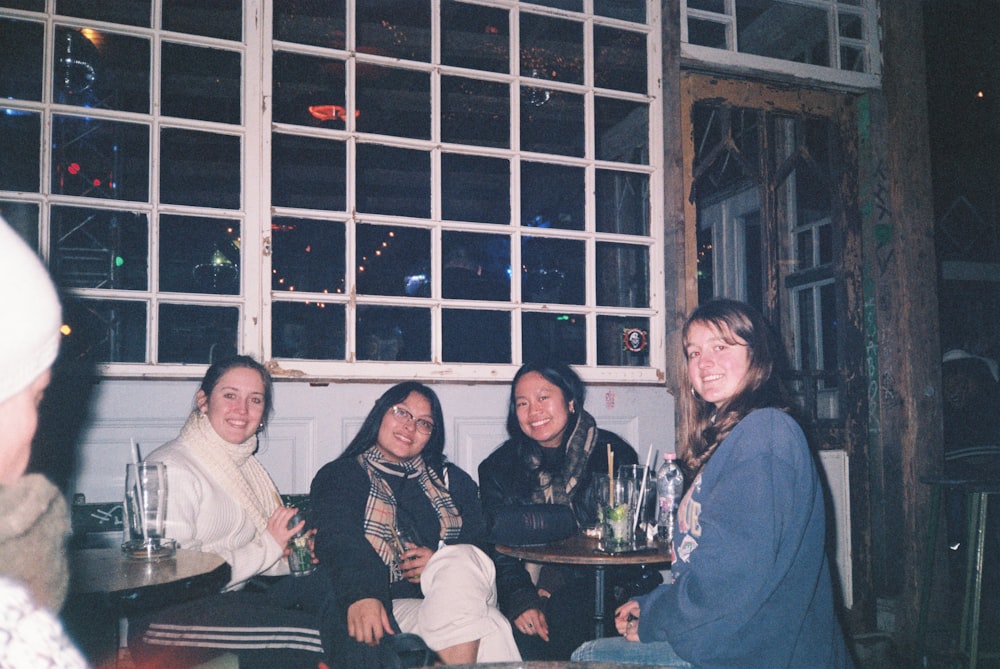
[0,216,62,405]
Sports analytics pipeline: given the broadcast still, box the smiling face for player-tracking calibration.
[685,320,751,407]
[196,366,267,445]
[514,371,575,449]
[375,390,434,462]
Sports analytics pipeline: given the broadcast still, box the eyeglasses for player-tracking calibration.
[389,405,435,435]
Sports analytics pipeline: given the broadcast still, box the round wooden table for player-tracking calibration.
[496,534,670,639]
[71,547,231,611]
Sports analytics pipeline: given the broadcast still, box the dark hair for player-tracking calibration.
[339,381,447,470]
[679,299,786,476]
[199,355,274,427]
[506,360,586,441]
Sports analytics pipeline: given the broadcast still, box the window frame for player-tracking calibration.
[0,0,667,384]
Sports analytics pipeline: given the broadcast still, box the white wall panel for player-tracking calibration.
[71,379,676,502]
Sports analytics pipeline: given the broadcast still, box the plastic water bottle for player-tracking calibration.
[655,453,684,543]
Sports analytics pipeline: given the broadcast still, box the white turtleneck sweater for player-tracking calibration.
[147,411,289,590]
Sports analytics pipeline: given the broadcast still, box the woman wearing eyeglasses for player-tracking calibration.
[309,381,520,668]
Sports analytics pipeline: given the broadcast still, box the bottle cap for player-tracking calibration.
[664,452,676,460]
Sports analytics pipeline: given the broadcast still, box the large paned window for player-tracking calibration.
[0,1,663,381]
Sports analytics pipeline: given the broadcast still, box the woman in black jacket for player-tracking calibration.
[478,361,639,660]
[310,381,519,667]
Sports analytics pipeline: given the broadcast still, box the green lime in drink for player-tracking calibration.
[603,503,631,551]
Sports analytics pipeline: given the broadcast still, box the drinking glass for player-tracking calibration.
[122,461,176,560]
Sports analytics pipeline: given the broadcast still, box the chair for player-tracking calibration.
[918,476,1000,668]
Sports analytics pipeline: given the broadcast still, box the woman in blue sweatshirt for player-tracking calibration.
[572,299,854,668]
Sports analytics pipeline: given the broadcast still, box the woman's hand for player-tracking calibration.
[514,608,550,641]
[614,600,641,641]
[398,544,433,583]
[347,598,395,645]
[266,506,301,549]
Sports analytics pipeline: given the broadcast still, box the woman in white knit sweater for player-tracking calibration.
[129,356,329,669]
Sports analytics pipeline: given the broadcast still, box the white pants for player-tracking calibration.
[393,544,521,663]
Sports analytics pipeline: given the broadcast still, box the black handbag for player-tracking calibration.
[488,503,577,546]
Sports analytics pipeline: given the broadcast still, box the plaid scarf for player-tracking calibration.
[526,410,599,505]
[358,447,463,583]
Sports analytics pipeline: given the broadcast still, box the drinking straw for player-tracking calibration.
[130,439,148,543]
[634,444,654,533]
[606,444,614,506]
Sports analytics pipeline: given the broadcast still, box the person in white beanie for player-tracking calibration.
[0,215,89,668]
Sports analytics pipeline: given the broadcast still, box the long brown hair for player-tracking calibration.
[679,299,786,478]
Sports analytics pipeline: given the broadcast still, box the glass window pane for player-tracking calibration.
[64,298,147,363]
[797,229,814,270]
[357,305,430,361]
[271,134,346,211]
[595,26,646,94]
[1,19,43,101]
[595,98,647,163]
[56,0,150,27]
[442,154,510,225]
[796,287,816,369]
[52,115,150,202]
[356,145,430,218]
[595,0,645,23]
[520,14,582,85]
[521,162,584,231]
[51,206,148,290]
[596,169,649,235]
[356,224,430,297]
[158,303,239,364]
[596,242,649,308]
[442,231,510,301]
[819,222,833,265]
[522,237,585,305]
[598,315,650,366]
[273,51,346,128]
[159,128,239,209]
[839,12,863,40]
[162,42,240,124]
[688,0,725,12]
[442,309,510,363]
[840,46,865,73]
[357,0,430,63]
[441,1,508,73]
[272,301,346,360]
[163,0,241,41]
[357,66,429,139]
[271,217,346,295]
[1,109,40,192]
[275,0,345,48]
[521,89,584,157]
[688,18,728,49]
[54,28,150,113]
[522,311,585,364]
[736,2,829,67]
[0,0,44,9]
[0,201,39,246]
[821,282,837,371]
[159,214,240,295]
[442,76,509,148]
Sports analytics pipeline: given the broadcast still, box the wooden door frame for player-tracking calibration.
[676,72,873,625]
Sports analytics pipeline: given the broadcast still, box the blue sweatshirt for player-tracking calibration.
[635,409,853,669]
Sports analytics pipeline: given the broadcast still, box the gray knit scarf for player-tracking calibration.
[0,473,71,612]
[526,410,598,506]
